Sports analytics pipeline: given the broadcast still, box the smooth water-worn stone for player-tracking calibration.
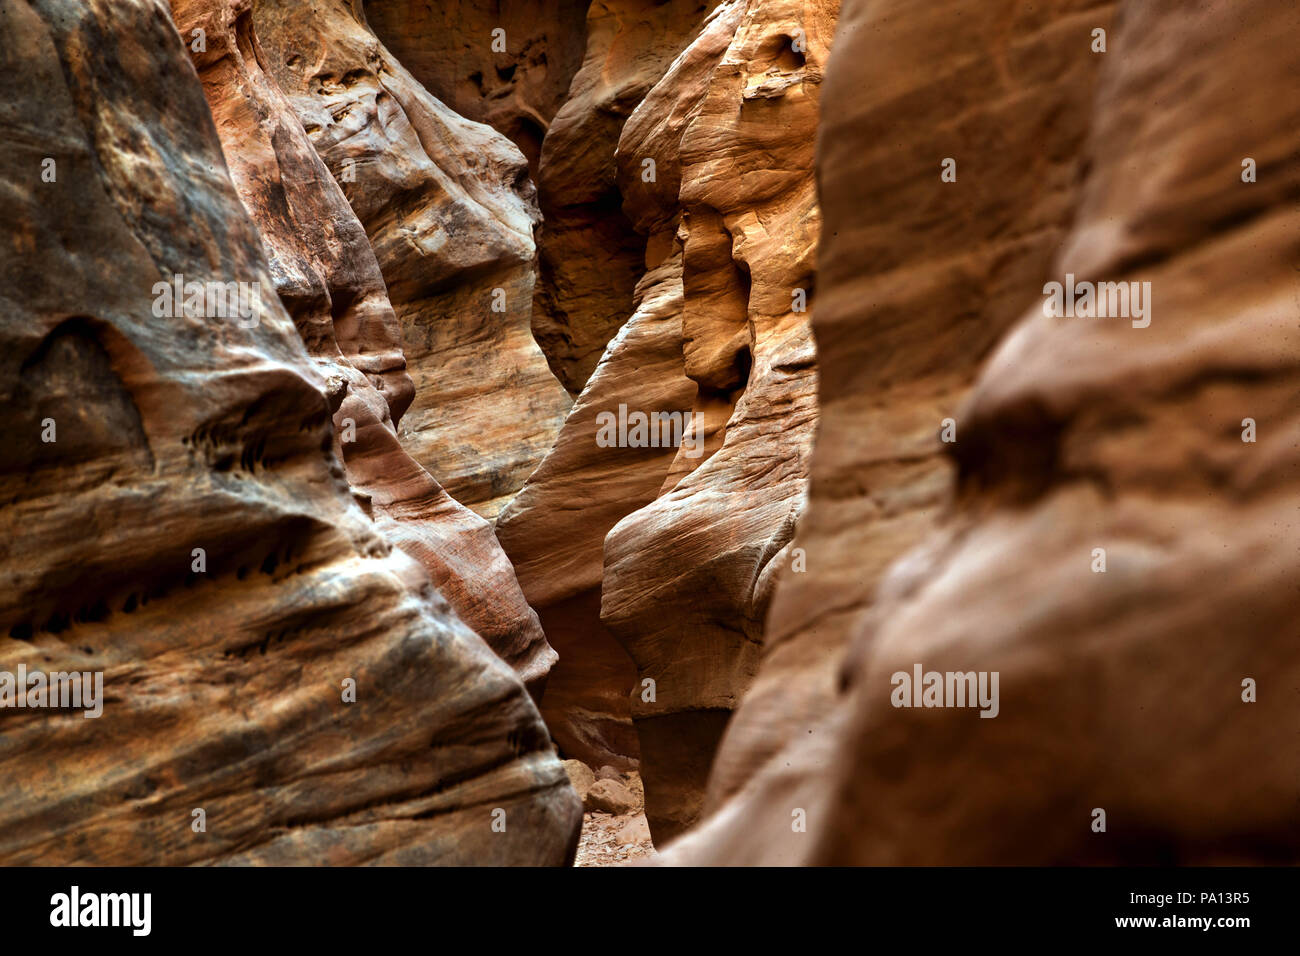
[662,0,1300,865]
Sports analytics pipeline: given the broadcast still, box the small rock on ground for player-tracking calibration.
[572,767,655,867]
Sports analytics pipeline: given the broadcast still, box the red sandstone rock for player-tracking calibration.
[6,0,1290,873]
[531,0,711,394]
[500,0,831,842]
[171,0,556,693]
[595,0,829,842]
[0,0,578,866]
[363,0,590,177]
[253,0,571,519]
[677,0,1118,832]
[498,251,695,772]
[663,0,1300,865]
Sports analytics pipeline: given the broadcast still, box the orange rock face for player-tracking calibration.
[171,0,556,693]
[497,0,723,783]
[500,0,833,841]
[6,0,1293,873]
[601,0,831,842]
[253,0,571,520]
[672,0,1120,844]
[531,0,712,394]
[0,0,577,866]
[663,0,1300,865]
[498,250,695,776]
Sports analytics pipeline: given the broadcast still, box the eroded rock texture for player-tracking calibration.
[677,0,1122,843]
[500,0,832,841]
[7,0,1287,873]
[363,0,590,177]
[531,0,712,394]
[498,252,693,776]
[663,0,1300,865]
[497,0,722,780]
[171,0,556,692]
[0,0,579,865]
[253,0,571,519]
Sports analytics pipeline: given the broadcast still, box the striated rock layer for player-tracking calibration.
[0,0,579,866]
[600,0,829,841]
[682,0,1121,838]
[498,251,694,775]
[663,0,1300,864]
[498,0,720,777]
[253,0,571,520]
[171,0,556,692]
[500,0,832,841]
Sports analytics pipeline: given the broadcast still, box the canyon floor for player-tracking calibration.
[575,810,656,867]
[565,763,656,866]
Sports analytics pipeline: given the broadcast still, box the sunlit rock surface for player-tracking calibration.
[501,0,831,842]
[530,0,712,394]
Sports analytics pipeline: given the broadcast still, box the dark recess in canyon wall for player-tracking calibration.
[529,0,712,395]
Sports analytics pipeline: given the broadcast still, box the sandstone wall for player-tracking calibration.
[363,0,590,177]
[6,0,1289,871]
[499,0,834,841]
[0,0,579,866]
[531,0,712,394]
[663,0,1300,865]
[253,0,571,520]
[172,0,556,692]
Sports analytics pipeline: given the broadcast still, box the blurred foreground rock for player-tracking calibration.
[662,0,1300,865]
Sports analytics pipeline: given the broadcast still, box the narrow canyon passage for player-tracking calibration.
[362,0,832,855]
[1,0,1295,873]
[0,0,831,866]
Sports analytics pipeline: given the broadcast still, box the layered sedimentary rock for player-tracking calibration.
[497,0,721,777]
[8,0,1286,874]
[363,0,590,177]
[172,0,555,691]
[664,0,1300,864]
[500,0,831,841]
[531,0,711,393]
[253,0,571,519]
[0,0,579,865]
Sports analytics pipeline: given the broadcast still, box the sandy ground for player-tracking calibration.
[574,808,656,866]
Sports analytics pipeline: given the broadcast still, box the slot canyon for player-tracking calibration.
[0,0,1296,869]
